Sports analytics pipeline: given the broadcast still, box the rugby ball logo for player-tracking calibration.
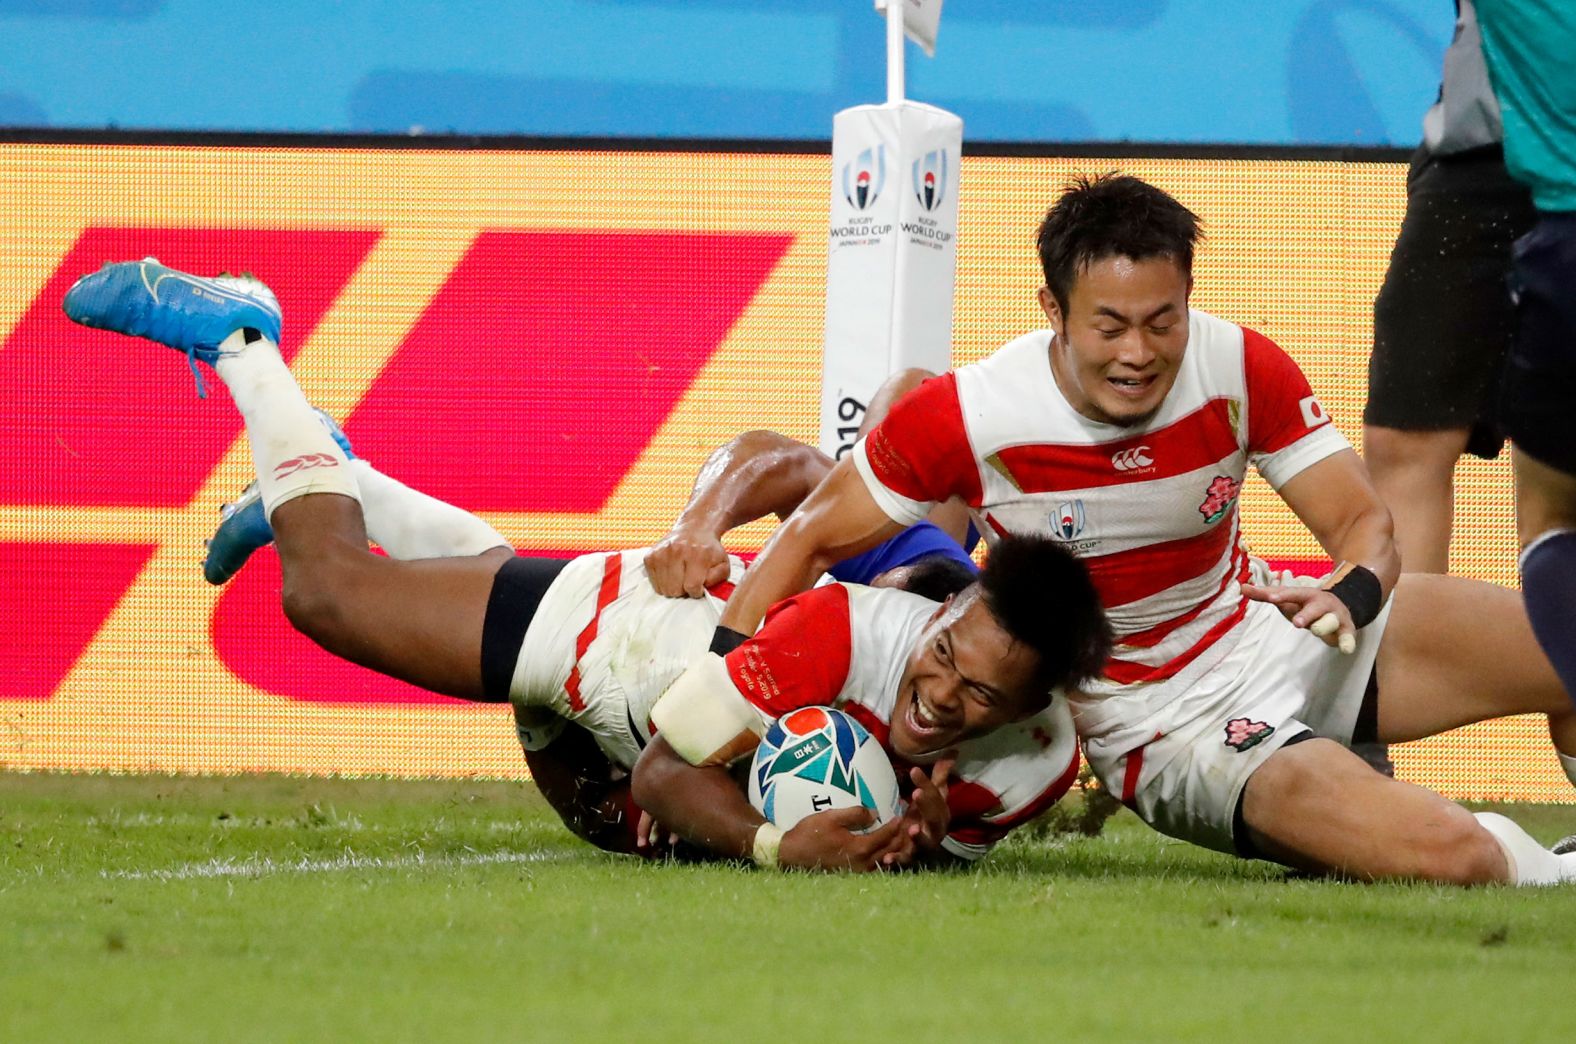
[748,706,901,830]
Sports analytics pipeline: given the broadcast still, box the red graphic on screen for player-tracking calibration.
[0,227,379,507]
[345,230,793,513]
[0,542,157,700]
[217,230,791,704]
[0,228,377,706]
[4,227,790,706]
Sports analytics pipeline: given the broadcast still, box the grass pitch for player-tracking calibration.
[2,772,1572,1043]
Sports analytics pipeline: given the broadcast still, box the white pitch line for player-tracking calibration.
[101,848,573,882]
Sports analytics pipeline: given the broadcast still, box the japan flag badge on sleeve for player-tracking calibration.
[1298,395,1330,429]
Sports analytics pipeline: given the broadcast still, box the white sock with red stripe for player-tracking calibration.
[1473,812,1571,885]
[350,459,509,560]
[211,331,359,518]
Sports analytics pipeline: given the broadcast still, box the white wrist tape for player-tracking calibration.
[650,652,767,766]
[751,822,784,868]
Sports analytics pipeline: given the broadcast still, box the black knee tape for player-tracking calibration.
[1231,730,1317,860]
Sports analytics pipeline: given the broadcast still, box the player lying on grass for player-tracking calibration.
[62,259,1110,871]
[701,173,1576,887]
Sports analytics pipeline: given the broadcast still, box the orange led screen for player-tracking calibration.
[0,141,1558,801]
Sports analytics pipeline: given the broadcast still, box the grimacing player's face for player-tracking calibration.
[888,589,1043,762]
[1039,254,1193,427]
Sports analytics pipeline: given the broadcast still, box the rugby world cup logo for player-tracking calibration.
[842,146,887,211]
[912,149,948,212]
[1052,499,1086,540]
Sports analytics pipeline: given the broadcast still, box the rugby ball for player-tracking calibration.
[748,706,901,830]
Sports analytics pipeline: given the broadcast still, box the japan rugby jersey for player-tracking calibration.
[852,310,1349,713]
[722,583,1081,862]
[518,550,1080,861]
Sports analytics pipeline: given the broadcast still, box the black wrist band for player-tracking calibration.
[709,625,749,656]
[1324,565,1383,628]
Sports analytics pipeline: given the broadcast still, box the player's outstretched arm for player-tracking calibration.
[631,736,912,871]
[647,430,834,598]
[717,458,905,636]
[1242,449,1401,653]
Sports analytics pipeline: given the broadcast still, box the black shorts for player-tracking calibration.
[479,555,570,702]
[1366,146,1537,458]
[1500,213,1576,477]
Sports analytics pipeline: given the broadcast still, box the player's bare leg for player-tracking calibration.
[1361,424,1469,574]
[270,494,510,699]
[61,260,513,700]
[1241,571,1576,886]
[1241,739,1508,884]
[1369,572,1576,756]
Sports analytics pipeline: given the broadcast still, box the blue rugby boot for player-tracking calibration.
[202,408,356,585]
[63,257,282,396]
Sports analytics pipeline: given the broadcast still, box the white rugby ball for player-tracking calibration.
[748,706,901,830]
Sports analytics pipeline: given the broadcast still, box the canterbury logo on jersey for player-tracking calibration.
[1110,445,1154,471]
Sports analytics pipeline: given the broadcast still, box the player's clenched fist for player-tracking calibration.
[645,528,731,598]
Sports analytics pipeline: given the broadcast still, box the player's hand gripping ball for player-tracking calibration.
[748,707,901,830]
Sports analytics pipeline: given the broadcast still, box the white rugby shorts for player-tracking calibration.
[508,549,735,771]
[1078,595,1394,854]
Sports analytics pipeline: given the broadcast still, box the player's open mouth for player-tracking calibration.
[905,686,950,743]
[1107,375,1156,398]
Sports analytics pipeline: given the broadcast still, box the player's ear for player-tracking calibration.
[1037,285,1062,332]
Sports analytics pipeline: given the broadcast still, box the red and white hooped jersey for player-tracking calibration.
[852,310,1349,740]
[723,583,1081,862]
[519,551,1082,861]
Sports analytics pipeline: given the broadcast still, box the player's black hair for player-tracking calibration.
[977,535,1111,703]
[891,553,979,603]
[1035,173,1202,313]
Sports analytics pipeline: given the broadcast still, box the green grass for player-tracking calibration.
[2,772,1573,1043]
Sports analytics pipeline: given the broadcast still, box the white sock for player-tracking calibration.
[1474,812,1567,886]
[211,331,359,518]
[350,459,509,560]
[1559,751,1576,791]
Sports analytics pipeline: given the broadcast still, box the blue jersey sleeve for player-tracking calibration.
[827,520,978,586]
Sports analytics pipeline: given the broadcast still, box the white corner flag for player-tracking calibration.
[874,0,943,56]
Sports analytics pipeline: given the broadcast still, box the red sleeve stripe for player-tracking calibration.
[1084,517,1236,609]
[725,585,854,717]
[863,372,983,506]
[563,553,623,713]
[987,398,1239,494]
[1113,545,1250,650]
[1104,597,1249,685]
[1243,326,1327,455]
